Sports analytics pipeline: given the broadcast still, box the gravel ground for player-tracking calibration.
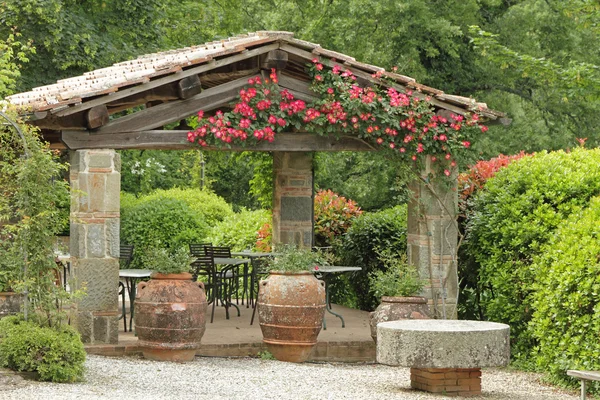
[0,355,578,400]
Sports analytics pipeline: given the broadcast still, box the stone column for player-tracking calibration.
[70,149,121,344]
[272,152,313,248]
[407,158,458,319]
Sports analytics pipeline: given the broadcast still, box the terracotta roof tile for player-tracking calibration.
[7,31,502,119]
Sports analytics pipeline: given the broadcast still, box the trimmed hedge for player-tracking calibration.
[121,197,208,268]
[531,197,600,392]
[339,205,407,311]
[129,188,233,226]
[0,316,86,383]
[465,148,600,359]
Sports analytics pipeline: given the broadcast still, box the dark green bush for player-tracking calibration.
[530,197,600,392]
[121,197,209,268]
[207,209,270,251]
[465,148,600,360]
[338,205,407,311]
[0,316,85,382]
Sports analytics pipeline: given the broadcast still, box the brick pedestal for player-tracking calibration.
[410,368,481,397]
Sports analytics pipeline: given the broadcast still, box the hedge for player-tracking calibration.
[339,205,407,311]
[120,197,208,267]
[465,148,600,360]
[531,197,600,392]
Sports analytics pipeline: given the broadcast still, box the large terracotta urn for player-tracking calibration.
[257,271,326,362]
[369,296,430,342]
[135,272,207,362]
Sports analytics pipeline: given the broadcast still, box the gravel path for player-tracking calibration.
[0,355,578,400]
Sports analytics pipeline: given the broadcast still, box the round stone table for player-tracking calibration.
[377,319,510,397]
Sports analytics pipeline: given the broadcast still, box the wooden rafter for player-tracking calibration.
[92,72,260,135]
[61,131,375,152]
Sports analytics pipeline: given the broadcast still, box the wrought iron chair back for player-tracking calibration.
[189,243,213,257]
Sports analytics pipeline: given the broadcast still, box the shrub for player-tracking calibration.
[465,148,600,360]
[121,197,209,268]
[530,197,600,392]
[314,189,362,247]
[131,188,233,226]
[0,316,85,383]
[457,152,530,320]
[207,209,270,251]
[338,205,408,311]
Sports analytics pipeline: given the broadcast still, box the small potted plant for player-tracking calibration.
[134,246,208,362]
[368,249,429,342]
[257,244,326,363]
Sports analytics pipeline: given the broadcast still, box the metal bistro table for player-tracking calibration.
[313,266,362,329]
[119,269,152,332]
[213,257,250,316]
[231,251,274,307]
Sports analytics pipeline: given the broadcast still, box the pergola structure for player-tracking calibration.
[8,31,503,344]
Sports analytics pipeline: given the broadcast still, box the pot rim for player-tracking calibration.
[267,270,314,276]
[381,296,428,304]
[150,272,193,280]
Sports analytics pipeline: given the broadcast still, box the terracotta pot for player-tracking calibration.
[0,292,22,319]
[135,272,207,362]
[369,296,430,342]
[257,271,326,362]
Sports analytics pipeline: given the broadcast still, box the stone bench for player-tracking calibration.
[567,370,600,400]
[377,319,510,397]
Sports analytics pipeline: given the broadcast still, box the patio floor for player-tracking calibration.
[85,303,376,363]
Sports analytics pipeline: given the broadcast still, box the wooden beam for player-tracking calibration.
[262,49,288,70]
[278,73,317,99]
[85,105,109,129]
[61,130,376,152]
[53,43,280,117]
[93,73,258,134]
[177,75,202,99]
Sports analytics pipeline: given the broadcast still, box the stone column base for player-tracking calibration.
[410,367,482,397]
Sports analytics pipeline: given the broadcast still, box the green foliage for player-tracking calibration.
[0,28,34,98]
[314,189,362,247]
[257,350,275,360]
[120,197,208,268]
[0,111,72,326]
[530,197,600,393]
[0,316,85,383]
[207,209,270,251]
[370,250,423,298]
[465,148,600,360]
[339,205,408,311]
[140,247,193,275]
[315,152,412,211]
[267,245,326,273]
[135,188,233,227]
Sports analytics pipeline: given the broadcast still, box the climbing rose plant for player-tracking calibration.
[187,59,488,175]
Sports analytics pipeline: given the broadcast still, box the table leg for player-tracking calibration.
[126,277,137,332]
[323,279,345,328]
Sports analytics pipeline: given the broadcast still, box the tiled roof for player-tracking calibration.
[6,31,503,119]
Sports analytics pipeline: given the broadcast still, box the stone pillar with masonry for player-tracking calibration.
[272,152,313,249]
[69,149,121,344]
[407,157,459,319]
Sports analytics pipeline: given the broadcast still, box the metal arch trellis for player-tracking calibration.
[0,110,31,321]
